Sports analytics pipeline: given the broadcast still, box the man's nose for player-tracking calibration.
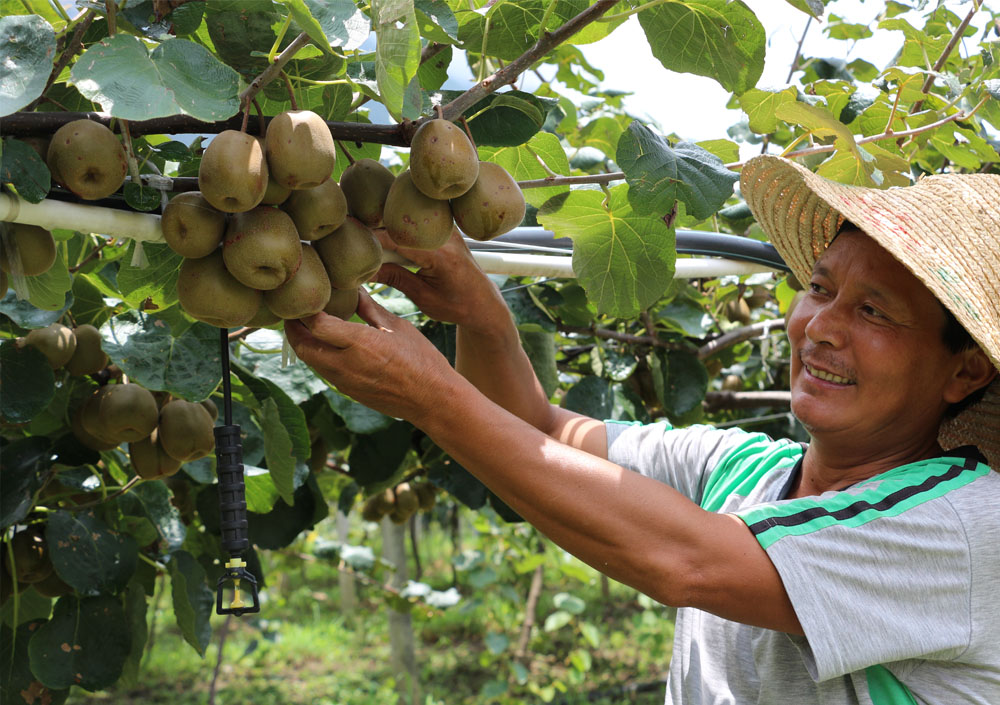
[803,297,849,348]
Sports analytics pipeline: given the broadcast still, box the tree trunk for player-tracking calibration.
[337,510,357,614]
[382,517,420,705]
[515,562,545,659]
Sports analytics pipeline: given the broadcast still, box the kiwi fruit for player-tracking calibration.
[22,323,76,369]
[360,489,393,523]
[721,374,742,392]
[161,192,227,258]
[245,301,282,328]
[201,397,219,420]
[261,174,292,205]
[414,482,437,511]
[6,528,52,584]
[223,206,302,290]
[94,383,160,442]
[65,324,109,376]
[264,243,331,320]
[451,161,526,241]
[130,429,183,480]
[308,436,328,474]
[33,568,72,598]
[724,298,751,325]
[47,119,128,200]
[314,217,383,289]
[746,286,770,309]
[158,399,216,462]
[0,223,57,276]
[323,286,360,320]
[76,388,121,449]
[383,170,454,250]
[265,110,336,190]
[389,482,419,524]
[408,119,479,200]
[178,250,263,328]
[198,130,268,213]
[282,179,348,241]
[340,158,395,227]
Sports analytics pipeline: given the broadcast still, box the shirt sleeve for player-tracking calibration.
[734,490,974,681]
[605,421,750,504]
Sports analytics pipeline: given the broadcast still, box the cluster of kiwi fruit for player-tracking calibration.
[1,526,73,604]
[17,322,109,375]
[73,382,217,481]
[165,112,524,328]
[360,481,437,525]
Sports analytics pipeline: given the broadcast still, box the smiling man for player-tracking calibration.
[287,155,1000,704]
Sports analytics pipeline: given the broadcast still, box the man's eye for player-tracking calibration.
[808,283,827,294]
[862,305,886,319]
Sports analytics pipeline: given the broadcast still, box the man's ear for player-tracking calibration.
[944,347,999,404]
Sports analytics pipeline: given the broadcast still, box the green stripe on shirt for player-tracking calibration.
[865,665,918,704]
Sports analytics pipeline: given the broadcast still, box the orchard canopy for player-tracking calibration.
[1,0,999,701]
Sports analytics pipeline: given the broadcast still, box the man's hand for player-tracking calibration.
[372,227,508,333]
[285,290,460,422]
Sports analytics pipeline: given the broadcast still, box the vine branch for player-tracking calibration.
[698,319,786,360]
[910,3,979,115]
[239,31,314,109]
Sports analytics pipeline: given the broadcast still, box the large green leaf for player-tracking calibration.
[458,0,591,61]
[168,550,213,656]
[261,397,296,506]
[616,122,738,220]
[247,474,327,549]
[280,0,369,50]
[1,621,70,705]
[323,388,394,434]
[0,436,52,529]
[429,89,555,147]
[204,0,280,76]
[651,349,708,417]
[101,311,222,401]
[561,376,614,419]
[0,288,70,328]
[479,131,571,208]
[116,242,182,310]
[24,254,73,312]
[28,595,130,691]
[118,582,149,689]
[237,347,328,404]
[0,138,50,203]
[123,481,187,551]
[69,273,112,328]
[373,0,421,119]
[71,35,240,121]
[0,342,55,424]
[231,361,311,462]
[46,510,138,595]
[348,420,411,487]
[637,0,764,95]
[0,14,56,116]
[739,88,798,134]
[537,185,676,318]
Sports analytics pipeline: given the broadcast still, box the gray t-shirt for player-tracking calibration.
[606,420,1000,705]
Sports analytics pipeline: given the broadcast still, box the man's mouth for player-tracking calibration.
[803,363,855,385]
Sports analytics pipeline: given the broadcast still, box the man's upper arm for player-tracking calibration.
[547,406,608,458]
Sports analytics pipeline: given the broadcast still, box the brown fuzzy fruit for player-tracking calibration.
[23,323,76,369]
[264,243,331,320]
[724,298,751,325]
[383,170,453,250]
[265,110,336,190]
[323,287,360,320]
[314,217,382,290]
[721,374,742,392]
[94,383,160,442]
[0,223,57,276]
[223,207,303,290]
[130,429,183,479]
[451,161,525,241]
[409,119,479,199]
[340,158,395,227]
[198,130,268,213]
[245,301,282,328]
[158,399,216,462]
[282,179,348,241]
[161,192,227,258]
[47,119,127,200]
[177,250,263,328]
[65,324,109,376]
[7,529,52,584]
[360,490,393,523]
[72,402,119,451]
[389,482,419,524]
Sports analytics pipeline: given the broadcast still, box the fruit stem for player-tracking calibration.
[252,99,265,138]
[337,141,357,165]
[281,71,299,110]
[459,116,478,151]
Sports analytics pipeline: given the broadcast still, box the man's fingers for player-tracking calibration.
[294,311,363,348]
[373,227,436,267]
[355,288,399,329]
[375,262,429,299]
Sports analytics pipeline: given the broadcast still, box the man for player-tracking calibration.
[287,155,1000,703]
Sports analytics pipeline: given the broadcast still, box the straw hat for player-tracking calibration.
[739,155,1000,469]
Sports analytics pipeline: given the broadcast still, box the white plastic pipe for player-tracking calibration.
[1,194,778,279]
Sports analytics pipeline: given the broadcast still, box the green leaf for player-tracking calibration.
[0,586,52,628]
[101,311,222,401]
[69,273,112,328]
[28,595,130,691]
[1,138,50,202]
[168,550,213,656]
[123,182,162,212]
[118,582,149,688]
[261,397,296,506]
[617,122,738,220]
[0,436,51,529]
[348,420,412,487]
[520,330,558,398]
[373,1,421,119]
[323,388,394,434]
[774,101,867,164]
[244,467,281,513]
[638,0,765,95]
[1,621,70,705]
[237,347,328,404]
[464,91,553,148]
[553,592,585,615]
[424,449,487,510]
[0,288,70,328]
[782,0,825,17]
[0,14,56,116]
[651,349,708,417]
[116,242,182,310]
[415,0,458,41]
[479,131,571,208]
[231,361,311,461]
[204,0,280,77]
[247,474,327,549]
[543,609,572,632]
[46,510,139,595]
[71,35,241,121]
[561,376,613,420]
[417,44,451,91]
[0,341,55,424]
[739,88,798,134]
[695,139,740,164]
[536,186,676,318]
[280,0,369,51]
[24,254,73,312]
[125,481,187,551]
[579,621,601,649]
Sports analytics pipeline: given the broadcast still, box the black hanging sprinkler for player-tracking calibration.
[213,327,260,616]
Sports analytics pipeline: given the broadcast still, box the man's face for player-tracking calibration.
[786,230,962,448]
